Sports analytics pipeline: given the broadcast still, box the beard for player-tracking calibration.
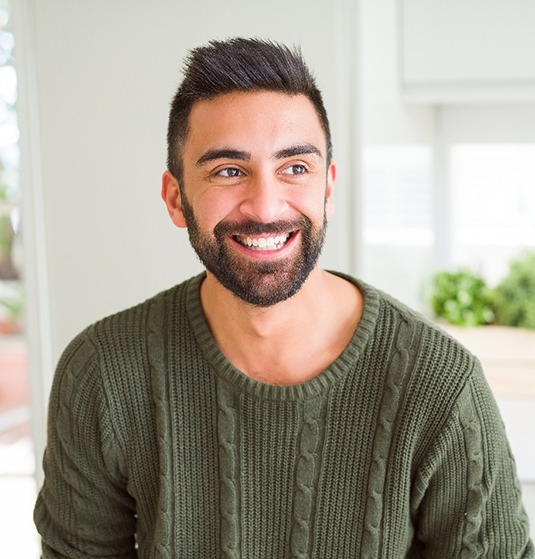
[180,193,327,307]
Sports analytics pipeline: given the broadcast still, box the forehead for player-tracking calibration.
[184,91,327,158]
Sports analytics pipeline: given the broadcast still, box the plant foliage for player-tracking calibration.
[430,269,494,327]
[491,251,535,330]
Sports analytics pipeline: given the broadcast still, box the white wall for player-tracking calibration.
[17,0,360,471]
[26,1,359,359]
[359,0,436,309]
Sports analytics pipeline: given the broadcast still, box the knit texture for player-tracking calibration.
[34,273,534,558]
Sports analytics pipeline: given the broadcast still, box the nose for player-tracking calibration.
[238,173,289,223]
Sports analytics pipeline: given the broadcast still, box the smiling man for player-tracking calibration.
[165,91,334,311]
[35,38,533,558]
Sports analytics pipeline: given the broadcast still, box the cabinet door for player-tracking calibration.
[400,0,535,103]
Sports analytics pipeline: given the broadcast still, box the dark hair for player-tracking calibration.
[166,37,332,183]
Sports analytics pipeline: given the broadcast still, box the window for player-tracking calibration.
[441,106,535,279]
[361,145,434,310]
[451,143,535,284]
[0,1,39,555]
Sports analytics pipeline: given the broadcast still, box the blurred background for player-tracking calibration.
[1,0,534,555]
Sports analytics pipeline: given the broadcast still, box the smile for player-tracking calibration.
[233,232,294,251]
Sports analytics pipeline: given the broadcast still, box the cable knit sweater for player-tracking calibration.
[34,273,533,558]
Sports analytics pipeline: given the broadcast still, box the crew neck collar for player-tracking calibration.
[185,272,380,401]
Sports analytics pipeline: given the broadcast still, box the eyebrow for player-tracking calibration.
[274,144,323,160]
[196,143,323,167]
[196,149,251,167]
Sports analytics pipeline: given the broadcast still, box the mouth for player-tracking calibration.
[232,232,296,251]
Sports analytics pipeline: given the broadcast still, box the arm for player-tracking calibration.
[412,361,533,557]
[34,332,138,558]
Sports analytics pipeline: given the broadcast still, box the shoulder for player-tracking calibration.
[360,282,496,459]
[82,274,203,353]
[52,274,203,392]
[362,278,478,377]
[341,275,482,414]
[87,281,184,343]
[371,282,490,436]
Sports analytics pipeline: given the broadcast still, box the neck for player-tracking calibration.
[200,268,362,385]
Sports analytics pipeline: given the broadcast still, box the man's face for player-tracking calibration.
[163,91,335,307]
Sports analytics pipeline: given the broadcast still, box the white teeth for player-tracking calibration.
[238,234,290,251]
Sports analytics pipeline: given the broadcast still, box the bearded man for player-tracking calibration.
[35,37,533,558]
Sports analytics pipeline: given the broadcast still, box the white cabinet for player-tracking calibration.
[400,0,535,103]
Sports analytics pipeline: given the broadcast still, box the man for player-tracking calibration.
[35,38,533,558]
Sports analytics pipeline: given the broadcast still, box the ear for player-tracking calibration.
[161,170,187,228]
[325,161,336,219]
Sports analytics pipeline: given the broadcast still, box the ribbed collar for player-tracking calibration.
[185,272,380,401]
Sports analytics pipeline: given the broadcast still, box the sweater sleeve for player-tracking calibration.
[34,332,138,558]
[412,359,534,558]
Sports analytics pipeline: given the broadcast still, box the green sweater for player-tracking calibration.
[35,273,533,558]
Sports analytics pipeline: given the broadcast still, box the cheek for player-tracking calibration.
[196,193,240,229]
[293,190,328,220]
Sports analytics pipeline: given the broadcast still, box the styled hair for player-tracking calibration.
[166,37,332,183]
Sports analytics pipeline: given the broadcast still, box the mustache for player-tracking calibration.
[214,217,311,238]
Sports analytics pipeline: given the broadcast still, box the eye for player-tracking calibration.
[281,163,308,176]
[215,167,244,178]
